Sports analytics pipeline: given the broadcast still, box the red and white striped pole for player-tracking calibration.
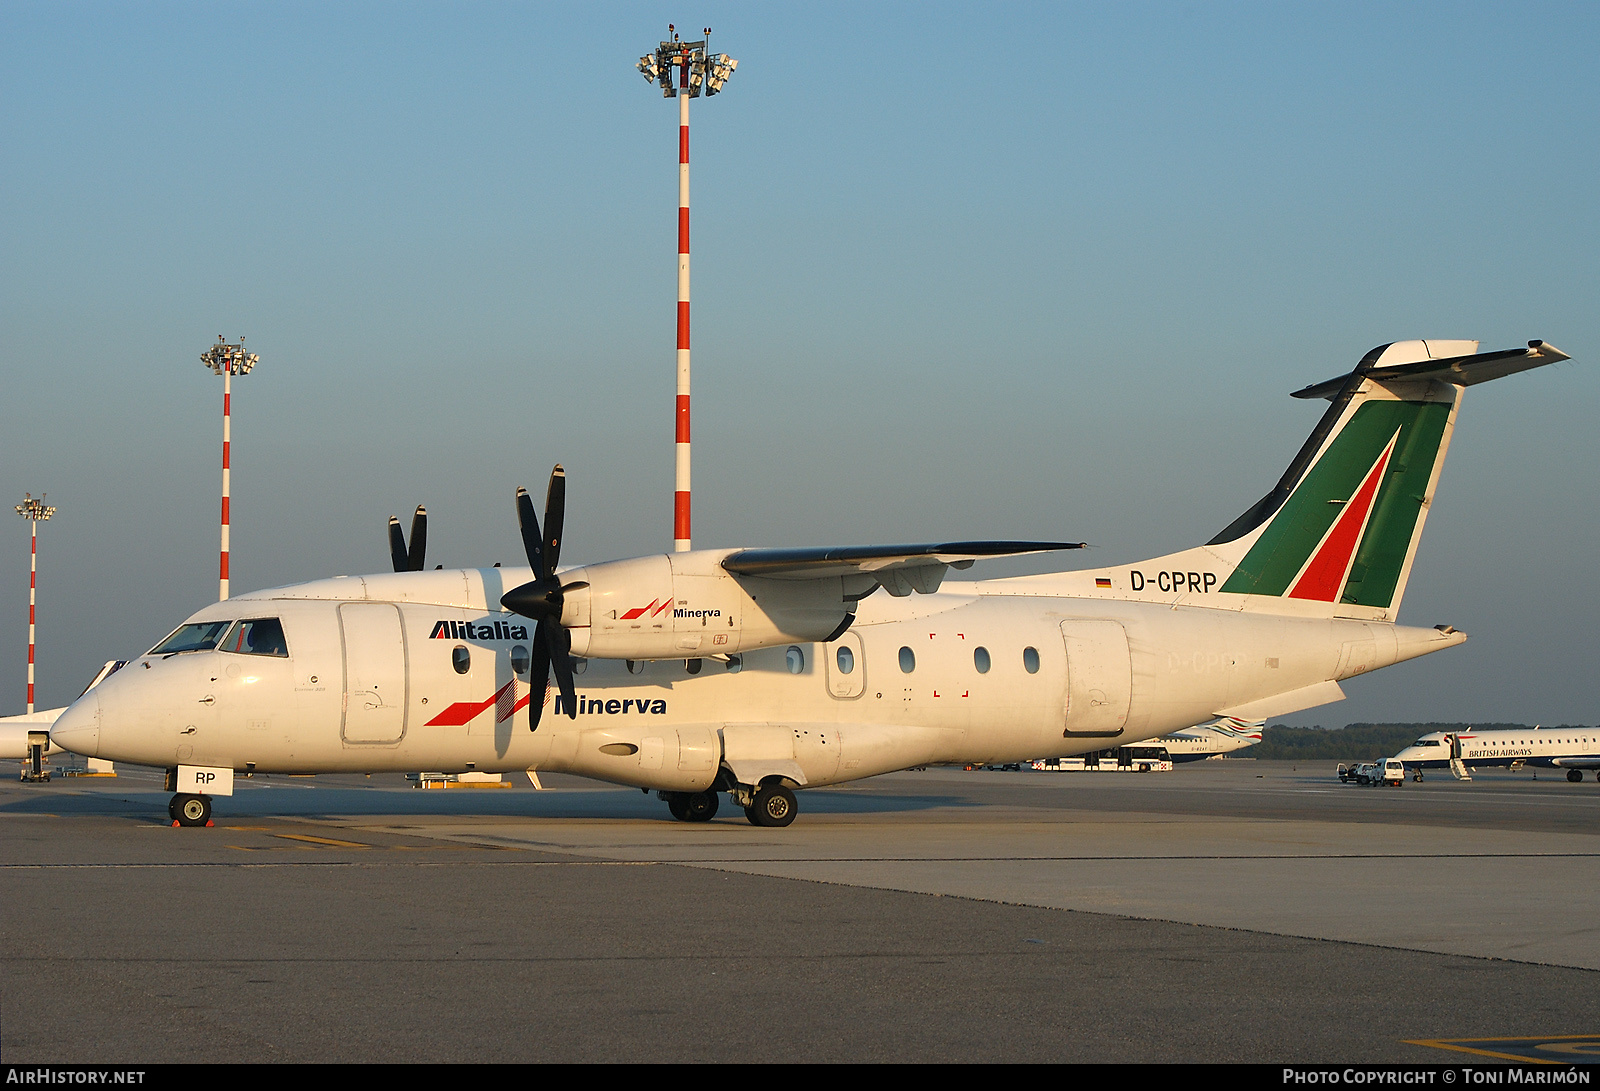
[674,62,692,553]
[640,30,734,553]
[28,519,36,713]
[14,494,54,715]
[201,338,258,602]
[220,362,233,599]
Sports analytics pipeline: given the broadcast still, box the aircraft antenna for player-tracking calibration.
[14,493,55,714]
[200,336,258,600]
[637,27,738,551]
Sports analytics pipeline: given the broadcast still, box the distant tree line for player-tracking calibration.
[1249,723,1591,761]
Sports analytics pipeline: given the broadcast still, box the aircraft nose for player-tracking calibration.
[50,694,101,757]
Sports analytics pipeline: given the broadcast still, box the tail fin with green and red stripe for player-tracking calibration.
[1208,339,1569,616]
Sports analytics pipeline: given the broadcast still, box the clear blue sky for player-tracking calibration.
[3,2,1596,727]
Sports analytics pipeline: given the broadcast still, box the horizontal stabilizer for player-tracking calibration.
[1292,341,1570,401]
[1215,680,1346,722]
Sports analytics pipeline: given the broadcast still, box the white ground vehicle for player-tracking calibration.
[1375,757,1406,786]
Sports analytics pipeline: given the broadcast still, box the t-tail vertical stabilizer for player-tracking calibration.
[1073,340,1572,621]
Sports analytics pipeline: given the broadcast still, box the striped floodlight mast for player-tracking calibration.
[14,493,55,715]
[638,26,737,552]
[200,337,258,600]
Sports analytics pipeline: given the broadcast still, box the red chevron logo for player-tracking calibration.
[619,597,673,621]
[424,680,531,727]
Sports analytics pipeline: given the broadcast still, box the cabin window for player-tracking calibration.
[899,646,916,673]
[219,617,289,657]
[149,620,234,656]
[452,646,471,675]
[974,647,991,674]
[835,646,855,674]
[510,645,531,676]
[786,646,805,674]
[1023,646,1040,674]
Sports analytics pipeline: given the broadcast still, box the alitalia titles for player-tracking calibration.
[429,619,529,641]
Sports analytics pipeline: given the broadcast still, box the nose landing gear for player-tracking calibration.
[168,793,213,827]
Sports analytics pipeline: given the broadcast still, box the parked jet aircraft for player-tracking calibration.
[50,339,1573,827]
[1156,718,1264,763]
[1397,727,1600,781]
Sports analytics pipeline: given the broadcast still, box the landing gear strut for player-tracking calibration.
[169,793,212,827]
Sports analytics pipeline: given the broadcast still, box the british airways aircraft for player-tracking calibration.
[48,339,1573,828]
[1397,727,1600,781]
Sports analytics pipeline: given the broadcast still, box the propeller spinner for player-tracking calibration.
[500,466,583,731]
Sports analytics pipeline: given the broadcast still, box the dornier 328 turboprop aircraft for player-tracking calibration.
[51,338,1574,827]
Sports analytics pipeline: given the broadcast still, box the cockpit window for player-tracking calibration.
[219,618,290,658]
[149,620,235,656]
[1411,739,1441,747]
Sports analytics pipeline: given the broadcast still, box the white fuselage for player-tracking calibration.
[1155,726,1264,763]
[53,561,1461,794]
[1397,729,1600,772]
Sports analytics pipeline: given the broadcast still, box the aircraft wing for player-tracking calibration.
[721,541,1086,598]
[1292,341,1571,400]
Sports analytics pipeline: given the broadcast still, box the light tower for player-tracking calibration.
[638,26,737,552]
[200,336,258,600]
[14,493,55,715]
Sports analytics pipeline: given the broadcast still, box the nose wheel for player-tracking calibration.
[169,793,213,827]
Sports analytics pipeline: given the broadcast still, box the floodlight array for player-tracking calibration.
[637,25,737,99]
[200,336,258,376]
[14,494,55,522]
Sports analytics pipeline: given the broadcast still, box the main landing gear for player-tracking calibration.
[168,793,213,827]
[1568,769,1586,783]
[660,782,801,827]
[661,790,719,822]
[743,783,796,828]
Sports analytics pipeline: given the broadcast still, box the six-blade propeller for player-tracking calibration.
[499,466,583,731]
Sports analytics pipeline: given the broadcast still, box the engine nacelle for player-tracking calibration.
[558,549,852,660]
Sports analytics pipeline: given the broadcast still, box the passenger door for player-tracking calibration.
[340,603,409,745]
[1059,620,1132,738]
